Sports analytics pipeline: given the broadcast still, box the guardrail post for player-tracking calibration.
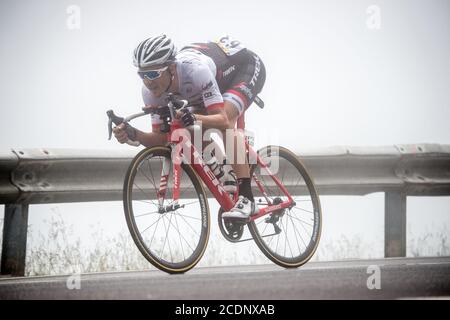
[1,204,29,276]
[385,192,406,257]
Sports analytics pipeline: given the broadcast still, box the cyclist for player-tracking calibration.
[113,34,266,219]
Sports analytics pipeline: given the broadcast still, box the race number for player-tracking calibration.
[214,35,245,56]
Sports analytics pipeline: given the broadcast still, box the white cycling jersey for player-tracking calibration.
[142,49,224,128]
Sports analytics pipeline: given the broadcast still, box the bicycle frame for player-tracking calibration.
[238,112,295,221]
[159,108,295,222]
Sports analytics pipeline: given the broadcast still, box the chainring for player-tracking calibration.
[218,208,245,243]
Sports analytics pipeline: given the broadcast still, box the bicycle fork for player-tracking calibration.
[156,155,184,214]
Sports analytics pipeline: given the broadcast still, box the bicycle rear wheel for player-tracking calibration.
[123,146,210,274]
[248,146,322,268]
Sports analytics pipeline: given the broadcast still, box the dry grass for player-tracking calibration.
[26,214,149,276]
[408,226,450,257]
[0,213,445,276]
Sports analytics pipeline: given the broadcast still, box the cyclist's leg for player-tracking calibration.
[221,51,266,218]
[223,102,250,178]
[222,50,266,157]
[223,50,266,178]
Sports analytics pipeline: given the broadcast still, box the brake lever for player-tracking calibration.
[167,93,189,110]
[107,110,125,140]
[106,109,140,147]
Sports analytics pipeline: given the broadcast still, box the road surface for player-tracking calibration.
[0,257,449,299]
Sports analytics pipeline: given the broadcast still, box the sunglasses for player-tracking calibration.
[137,66,168,81]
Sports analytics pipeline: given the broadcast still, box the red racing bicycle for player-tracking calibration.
[107,94,322,274]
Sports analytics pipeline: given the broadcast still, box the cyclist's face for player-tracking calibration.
[142,65,171,98]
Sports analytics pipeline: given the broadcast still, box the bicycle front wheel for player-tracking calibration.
[124,146,210,274]
[248,146,322,268]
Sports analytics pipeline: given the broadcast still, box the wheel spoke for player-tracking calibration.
[288,213,304,254]
[135,199,158,205]
[149,213,163,249]
[260,221,269,236]
[141,214,163,235]
[288,214,307,252]
[291,206,314,215]
[160,212,173,262]
[168,213,196,253]
[280,215,294,258]
[139,163,158,191]
[133,182,159,207]
[266,229,276,247]
[172,212,201,221]
[173,211,201,237]
[135,210,160,218]
[173,213,185,261]
[287,211,314,227]
[294,213,313,240]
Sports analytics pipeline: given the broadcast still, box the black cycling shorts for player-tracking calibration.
[181,42,266,115]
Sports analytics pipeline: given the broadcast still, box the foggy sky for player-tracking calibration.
[0,0,449,152]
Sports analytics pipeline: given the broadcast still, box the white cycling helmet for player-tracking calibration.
[133,34,176,69]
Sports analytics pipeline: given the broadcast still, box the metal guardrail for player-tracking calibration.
[0,150,20,204]
[1,144,450,276]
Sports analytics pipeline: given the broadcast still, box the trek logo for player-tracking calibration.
[173,168,179,191]
[222,65,236,77]
[187,142,226,196]
[199,156,226,196]
[250,55,261,86]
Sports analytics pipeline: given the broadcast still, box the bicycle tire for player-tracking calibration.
[123,146,210,274]
[247,145,322,268]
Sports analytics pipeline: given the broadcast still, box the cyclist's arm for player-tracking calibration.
[194,105,229,130]
[191,66,230,130]
[138,88,169,147]
[135,128,167,147]
[113,123,166,147]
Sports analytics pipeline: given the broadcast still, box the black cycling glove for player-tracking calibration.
[181,109,196,127]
